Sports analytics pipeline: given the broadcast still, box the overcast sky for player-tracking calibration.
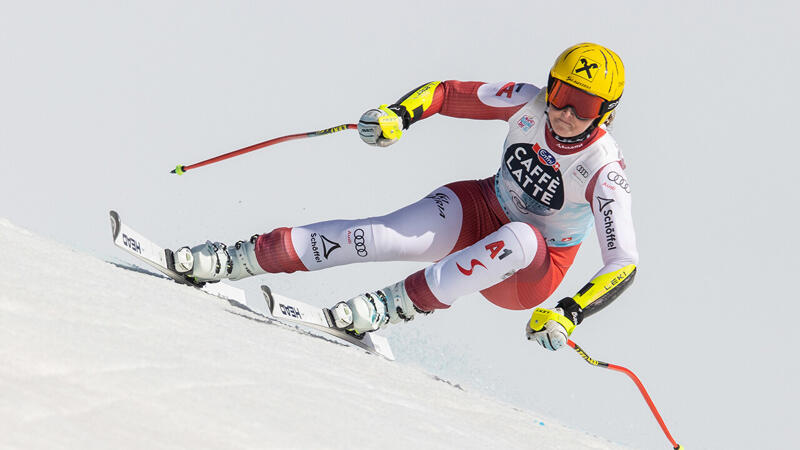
[2,1,798,448]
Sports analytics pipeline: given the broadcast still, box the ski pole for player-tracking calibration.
[170,123,358,175]
[566,339,682,450]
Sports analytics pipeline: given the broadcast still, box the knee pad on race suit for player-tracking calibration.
[422,222,541,305]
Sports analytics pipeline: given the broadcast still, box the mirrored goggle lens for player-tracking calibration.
[548,80,604,120]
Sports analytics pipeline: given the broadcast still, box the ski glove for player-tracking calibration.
[526,298,583,351]
[358,105,403,148]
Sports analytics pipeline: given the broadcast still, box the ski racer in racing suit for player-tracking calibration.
[174,43,637,351]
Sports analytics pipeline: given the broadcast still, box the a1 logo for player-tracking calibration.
[485,240,512,260]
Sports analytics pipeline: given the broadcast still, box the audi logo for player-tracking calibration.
[607,171,631,193]
[353,228,368,257]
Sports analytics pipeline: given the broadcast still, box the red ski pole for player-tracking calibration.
[171,123,357,175]
[566,339,682,450]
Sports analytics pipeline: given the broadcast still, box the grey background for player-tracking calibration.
[2,1,797,448]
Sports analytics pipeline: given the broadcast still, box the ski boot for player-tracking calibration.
[329,281,431,335]
[172,235,265,283]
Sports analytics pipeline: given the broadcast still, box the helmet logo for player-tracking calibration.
[573,57,599,80]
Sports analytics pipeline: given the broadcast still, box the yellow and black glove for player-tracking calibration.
[526,298,583,351]
[357,81,442,148]
[527,264,637,351]
[357,105,404,148]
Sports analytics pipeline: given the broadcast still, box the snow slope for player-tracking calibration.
[0,218,630,450]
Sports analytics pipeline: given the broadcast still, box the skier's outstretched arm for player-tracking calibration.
[358,80,541,147]
[527,161,639,350]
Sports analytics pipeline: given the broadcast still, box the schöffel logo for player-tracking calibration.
[321,235,340,259]
[596,196,615,212]
[310,233,340,263]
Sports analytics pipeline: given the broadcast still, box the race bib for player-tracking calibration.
[503,142,564,211]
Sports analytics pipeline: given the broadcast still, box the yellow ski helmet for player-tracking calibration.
[546,43,625,126]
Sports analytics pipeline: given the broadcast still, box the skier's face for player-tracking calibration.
[547,104,595,138]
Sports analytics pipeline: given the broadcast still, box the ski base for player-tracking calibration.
[109,210,246,305]
[261,285,394,360]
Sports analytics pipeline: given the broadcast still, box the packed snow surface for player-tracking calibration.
[0,218,630,449]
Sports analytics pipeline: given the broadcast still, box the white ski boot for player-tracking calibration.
[329,281,430,334]
[173,235,266,282]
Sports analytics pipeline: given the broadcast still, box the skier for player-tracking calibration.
[173,42,637,351]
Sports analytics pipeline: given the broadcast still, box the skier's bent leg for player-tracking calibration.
[414,221,546,306]
[332,222,546,334]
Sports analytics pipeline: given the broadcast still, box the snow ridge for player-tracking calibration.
[0,218,629,449]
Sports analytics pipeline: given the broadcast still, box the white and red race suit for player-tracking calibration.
[251,81,638,312]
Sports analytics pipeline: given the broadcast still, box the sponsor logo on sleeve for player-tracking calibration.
[495,82,516,98]
[477,82,536,107]
[596,196,615,212]
[607,171,631,193]
[596,197,617,250]
[517,115,536,132]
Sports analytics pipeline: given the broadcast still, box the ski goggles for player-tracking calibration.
[547,78,609,120]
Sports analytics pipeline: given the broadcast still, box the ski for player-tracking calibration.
[261,285,395,361]
[108,210,392,359]
[109,210,246,305]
